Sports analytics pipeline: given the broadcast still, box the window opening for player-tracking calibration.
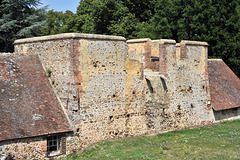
[160,77,168,92]
[47,135,60,155]
[146,78,154,93]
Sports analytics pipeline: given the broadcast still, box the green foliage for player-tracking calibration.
[121,0,156,22]
[41,10,74,35]
[66,0,156,39]
[208,0,240,77]
[46,68,52,77]
[0,0,46,52]
[62,120,240,160]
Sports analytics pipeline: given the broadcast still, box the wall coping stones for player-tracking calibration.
[144,71,168,80]
[151,40,160,43]
[14,33,126,44]
[0,53,14,55]
[138,40,207,46]
[181,40,208,46]
[159,39,176,44]
[208,59,222,61]
[127,38,151,43]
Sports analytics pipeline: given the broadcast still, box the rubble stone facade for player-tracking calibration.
[1,32,238,159]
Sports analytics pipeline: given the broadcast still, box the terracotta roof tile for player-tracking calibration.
[0,54,72,141]
[208,59,240,111]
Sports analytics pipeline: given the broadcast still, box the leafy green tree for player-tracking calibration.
[108,13,139,39]
[64,0,96,33]
[70,0,130,35]
[0,0,46,52]
[41,10,74,35]
[208,0,240,76]
[121,0,156,22]
[66,0,154,39]
[137,0,177,39]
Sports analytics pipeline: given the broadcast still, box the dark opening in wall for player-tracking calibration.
[115,131,119,135]
[146,78,154,93]
[73,110,78,113]
[76,128,79,132]
[177,105,181,110]
[187,86,192,93]
[47,135,61,156]
[93,61,99,67]
[151,56,159,62]
[160,78,168,92]
[109,116,113,120]
[132,91,135,94]
[191,104,194,108]
[113,94,116,98]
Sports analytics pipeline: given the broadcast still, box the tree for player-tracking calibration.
[208,0,240,76]
[66,0,155,39]
[0,0,46,52]
[41,10,74,35]
[69,0,130,35]
[136,0,178,39]
[122,0,156,22]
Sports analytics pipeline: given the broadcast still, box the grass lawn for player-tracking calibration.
[62,120,240,160]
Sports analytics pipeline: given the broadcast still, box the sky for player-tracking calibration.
[41,0,80,13]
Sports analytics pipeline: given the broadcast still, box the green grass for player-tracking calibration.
[61,120,240,160]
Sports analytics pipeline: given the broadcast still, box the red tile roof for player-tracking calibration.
[0,54,72,141]
[208,59,240,111]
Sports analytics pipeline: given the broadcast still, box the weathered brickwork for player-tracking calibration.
[3,33,236,159]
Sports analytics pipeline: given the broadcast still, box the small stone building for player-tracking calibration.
[0,33,239,159]
[0,54,73,159]
[208,59,240,120]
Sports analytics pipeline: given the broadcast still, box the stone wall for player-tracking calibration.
[14,33,148,153]
[0,136,47,159]
[0,133,71,160]
[13,33,215,157]
[127,39,215,133]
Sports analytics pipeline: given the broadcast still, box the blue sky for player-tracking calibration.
[41,0,80,13]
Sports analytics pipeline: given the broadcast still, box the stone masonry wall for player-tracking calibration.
[0,133,71,160]
[14,33,148,154]
[13,33,214,156]
[0,136,47,159]
[127,39,215,133]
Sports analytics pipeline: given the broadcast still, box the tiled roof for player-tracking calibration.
[0,54,72,141]
[208,59,240,111]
